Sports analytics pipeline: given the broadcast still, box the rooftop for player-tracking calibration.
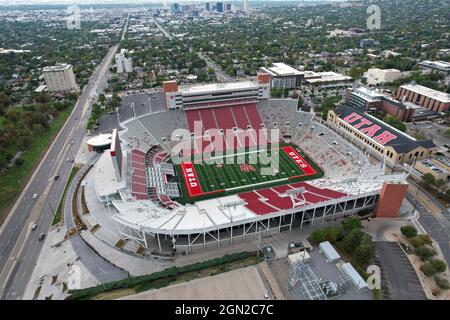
[335,105,436,153]
[179,81,259,94]
[260,62,303,76]
[43,63,73,72]
[418,60,450,71]
[400,83,450,103]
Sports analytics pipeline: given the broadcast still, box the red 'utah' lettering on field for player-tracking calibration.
[282,146,317,175]
[180,162,203,196]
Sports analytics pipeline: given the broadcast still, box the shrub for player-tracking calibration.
[434,276,450,290]
[409,234,432,248]
[400,225,418,238]
[311,229,326,244]
[415,245,436,261]
[342,217,362,233]
[421,259,447,276]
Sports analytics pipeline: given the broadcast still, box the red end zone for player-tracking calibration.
[180,162,225,197]
[282,146,317,176]
[180,162,203,196]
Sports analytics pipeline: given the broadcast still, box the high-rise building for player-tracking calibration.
[170,3,180,13]
[216,2,223,12]
[42,63,77,92]
[226,3,231,11]
[244,0,251,12]
[115,49,133,74]
[205,2,210,11]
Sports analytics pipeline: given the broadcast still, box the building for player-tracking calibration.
[115,49,133,74]
[170,3,181,13]
[366,68,402,85]
[304,71,352,90]
[205,2,210,11]
[42,63,77,92]
[260,62,304,89]
[360,38,376,49]
[327,105,436,164]
[216,2,223,12]
[396,84,450,113]
[244,0,251,12]
[414,157,450,182]
[162,73,270,110]
[226,3,231,11]
[346,87,415,122]
[418,60,450,74]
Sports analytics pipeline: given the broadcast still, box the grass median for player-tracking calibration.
[52,166,80,226]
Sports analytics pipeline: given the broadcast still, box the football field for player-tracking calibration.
[174,143,323,203]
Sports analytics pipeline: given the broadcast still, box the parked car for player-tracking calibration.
[31,224,38,231]
[32,194,38,199]
[38,233,45,241]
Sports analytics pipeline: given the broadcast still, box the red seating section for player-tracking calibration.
[239,182,349,215]
[131,150,148,200]
[184,104,264,154]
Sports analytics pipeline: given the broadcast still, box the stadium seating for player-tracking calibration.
[238,182,349,215]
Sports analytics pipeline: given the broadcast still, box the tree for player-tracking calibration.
[342,217,362,233]
[341,228,364,253]
[400,225,418,238]
[0,91,11,115]
[354,235,375,266]
[383,115,406,132]
[421,173,436,187]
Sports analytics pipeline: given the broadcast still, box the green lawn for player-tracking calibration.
[173,143,324,204]
[0,109,72,224]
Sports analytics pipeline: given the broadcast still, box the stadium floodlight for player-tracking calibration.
[222,200,246,209]
[284,187,306,197]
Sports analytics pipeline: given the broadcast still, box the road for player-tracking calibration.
[0,43,120,300]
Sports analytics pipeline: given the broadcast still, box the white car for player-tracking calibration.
[32,194,38,199]
[31,224,38,231]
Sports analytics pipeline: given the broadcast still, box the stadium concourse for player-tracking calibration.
[87,79,409,253]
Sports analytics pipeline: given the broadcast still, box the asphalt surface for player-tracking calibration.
[375,242,427,300]
[0,43,120,300]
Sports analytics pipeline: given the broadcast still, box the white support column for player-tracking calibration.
[243,223,246,240]
[230,226,233,245]
[289,212,294,231]
[278,216,282,232]
[217,229,220,248]
[331,202,338,221]
[203,231,206,251]
[311,207,316,224]
[188,233,191,253]
[157,233,161,252]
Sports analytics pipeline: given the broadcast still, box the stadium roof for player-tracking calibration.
[179,81,259,94]
[334,105,436,153]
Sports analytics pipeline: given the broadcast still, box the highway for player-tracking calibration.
[0,42,120,299]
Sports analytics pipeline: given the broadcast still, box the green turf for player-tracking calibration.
[172,143,324,204]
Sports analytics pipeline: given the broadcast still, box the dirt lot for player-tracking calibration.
[119,265,268,300]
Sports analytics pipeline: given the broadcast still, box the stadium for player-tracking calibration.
[89,75,409,253]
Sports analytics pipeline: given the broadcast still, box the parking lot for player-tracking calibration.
[375,242,427,300]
